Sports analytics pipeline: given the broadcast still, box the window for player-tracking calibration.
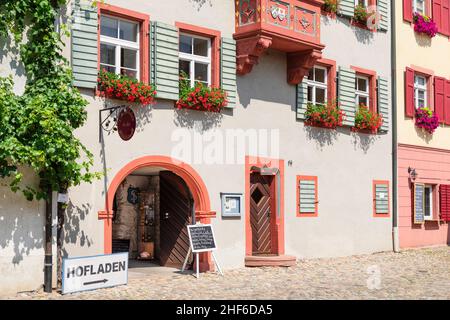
[178,33,212,87]
[100,15,140,79]
[355,75,370,107]
[414,74,427,109]
[297,176,318,217]
[424,185,433,220]
[413,0,426,15]
[355,0,368,7]
[306,66,328,105]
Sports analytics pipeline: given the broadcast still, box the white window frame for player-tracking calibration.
[413,0,426,15]
[178,33,212,88]
[424,185,433,221]
[414,74,427,109]
[100,15,140,80]
[306,65,328,105]
[355,75,370,107]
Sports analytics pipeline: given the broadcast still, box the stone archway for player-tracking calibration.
[98,155,216,272]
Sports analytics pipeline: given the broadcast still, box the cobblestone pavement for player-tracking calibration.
[5,247,450,300]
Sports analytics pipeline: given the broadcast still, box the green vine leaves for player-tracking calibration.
[0,0,101,201]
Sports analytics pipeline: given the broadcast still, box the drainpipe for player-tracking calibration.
[391,0,400,253]
[44,185,53,292]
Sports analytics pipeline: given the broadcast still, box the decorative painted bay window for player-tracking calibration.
[234,0,325,84]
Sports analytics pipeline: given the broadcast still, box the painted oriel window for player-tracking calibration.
[100,15,140,80]
[306,66,328,105]
[178,33,212,87]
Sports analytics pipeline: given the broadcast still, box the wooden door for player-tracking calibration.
[159,171,193,267]
[250,173,273,255]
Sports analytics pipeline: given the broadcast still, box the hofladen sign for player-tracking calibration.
[62,253,128,294]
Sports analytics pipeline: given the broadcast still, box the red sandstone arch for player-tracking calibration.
[98,155,216,271]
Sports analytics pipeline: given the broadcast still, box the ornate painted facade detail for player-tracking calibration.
[236,35,273,75]
[234,0,324,81]
[287,49,322,85]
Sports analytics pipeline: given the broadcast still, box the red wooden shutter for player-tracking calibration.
[442,0,450,35]
[405,68,415,118]
[439,185,450,222]
[404,0,413,22]
[434,0,443,30]
[434,77,445,123]
[445,80,450,124]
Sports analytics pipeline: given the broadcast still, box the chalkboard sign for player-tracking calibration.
[187,224,217,253]
[414,183,425,224]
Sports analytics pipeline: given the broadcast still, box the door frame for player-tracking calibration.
[245,156,285,256]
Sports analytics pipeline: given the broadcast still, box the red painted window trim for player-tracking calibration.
[316,58,337,102]
[175,22,221,88]
[296,175,318,218]
[97,3,150,84]
[372,180,391,218]
[351,66,377,113]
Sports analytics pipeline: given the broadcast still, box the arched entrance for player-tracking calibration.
[98,155,216,272]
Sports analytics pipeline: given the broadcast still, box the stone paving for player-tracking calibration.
[4,247,450,300]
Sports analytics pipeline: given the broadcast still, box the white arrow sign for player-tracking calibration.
[62,253,128,294]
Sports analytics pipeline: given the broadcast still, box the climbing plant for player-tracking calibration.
[0,0,100,200]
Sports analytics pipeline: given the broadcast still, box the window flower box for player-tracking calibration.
[97,70,156,105]
[413,13,438,38]
[353,4,369,25]
[352,105,383,134]
[175,77,228,113]
[415,107,439,134]
[305,101,345,129]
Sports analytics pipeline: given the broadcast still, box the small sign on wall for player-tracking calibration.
[221,193,243,218]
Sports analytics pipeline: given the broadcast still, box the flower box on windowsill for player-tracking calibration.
[304,102,345,130]
[413,13,438,38]
[175,79,228,113]
[322,0,338,18]
[97,70,156,105]
[415,107,439,134]
[352,105,383,134]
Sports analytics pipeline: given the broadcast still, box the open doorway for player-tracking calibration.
[111,167,194,269]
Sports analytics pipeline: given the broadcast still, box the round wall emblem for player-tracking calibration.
[117,107,136,141]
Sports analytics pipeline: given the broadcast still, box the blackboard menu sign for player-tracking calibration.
[187,224,217,253]
[414,183,425,224]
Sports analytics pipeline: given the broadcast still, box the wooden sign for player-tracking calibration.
[117,107,136,141]
[414,183,425,224]
[187,224,217,253]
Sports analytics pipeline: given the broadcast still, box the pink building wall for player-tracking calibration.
[398,144,450,248]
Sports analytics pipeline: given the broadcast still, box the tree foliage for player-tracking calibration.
[0,0,100,200]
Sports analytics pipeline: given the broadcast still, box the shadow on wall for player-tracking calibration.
[236,51,295,110]
[0,189,44,265]
[64,201,94,255]
[351,132,380,153]
[189,0,212,11]
[414,33,432,47]
[304,125,339,150]
[414,126,434,143]
[352,22,375,44]
[174,108,223,131]
[0,38,25,78]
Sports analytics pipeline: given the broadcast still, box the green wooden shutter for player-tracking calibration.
[338,66,356,127]
[151,21,179,100]
[299,178,317,214]
[339,0,355,17]
[221,38,237,108]
[71,0,98,89]
[378,76,389,132]
[374,182,389,214]
[296,80,308,120]
[377,0,389,31]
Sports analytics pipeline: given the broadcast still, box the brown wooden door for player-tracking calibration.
[250,173,273,255]
[159,171,193,268]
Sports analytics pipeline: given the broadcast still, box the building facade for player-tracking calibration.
[395,0,450,248]
[1,0,394,294]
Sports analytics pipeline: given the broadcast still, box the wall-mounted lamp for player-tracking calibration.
[408,167,418,181]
